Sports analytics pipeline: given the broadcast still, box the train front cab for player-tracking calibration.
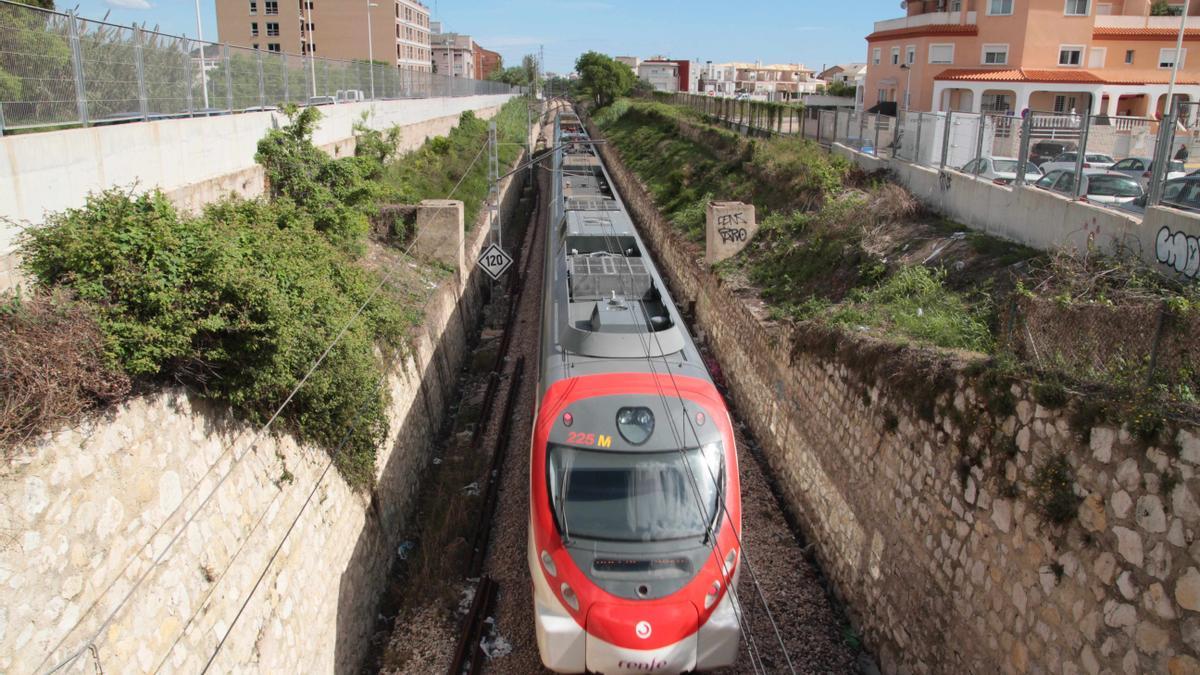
[528,373,743,674]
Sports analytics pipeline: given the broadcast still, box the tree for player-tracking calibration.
[0,0,71,124]
[575,51,635,108]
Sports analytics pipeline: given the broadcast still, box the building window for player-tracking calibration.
[906,45,916,65]
[1064,0,1089,15]
[988,0,1014,15]
[982,44,1009,65]
[250,22,258,37]
[1053,95,1078,113]
[264,0,278,15]
[872,47,881,65]
[266,22,279,36]
[252,43,259,49]
[1160,48,1187,68]
[929,44,955,64]
[891,47,900,65]
[267,43,280,53]
[249,0,257,13]
[1125,49,1135,64]
[877,88,888,103]
[1058,45,1084,66]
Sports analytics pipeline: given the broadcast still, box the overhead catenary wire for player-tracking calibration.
[41,117,509,675]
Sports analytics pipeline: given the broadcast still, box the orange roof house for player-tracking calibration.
[864,0,1200,119]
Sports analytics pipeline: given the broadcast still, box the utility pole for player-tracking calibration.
[488,120,502,249]
[1165,0,1191,121]
[539,44,544,99]
[366,0,378,99]
[194,0,209,109]
[305,0,317,96]
[1149,0,1192,204]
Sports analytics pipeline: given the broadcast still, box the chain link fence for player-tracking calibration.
[0,0,519,134]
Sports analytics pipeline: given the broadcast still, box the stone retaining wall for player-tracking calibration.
[0,136,531,674]
[584,111,1200,675]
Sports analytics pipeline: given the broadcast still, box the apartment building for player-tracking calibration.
[699,62,821,101]
[431,31,476,78]
[214,0,432,72]
[475,44,502,80]
[864,0,1200,118]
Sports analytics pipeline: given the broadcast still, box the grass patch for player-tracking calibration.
[828,266,993,352]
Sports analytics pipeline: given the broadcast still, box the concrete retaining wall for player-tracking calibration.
[588,112,1200,675]
[0,94,516,291]
[0,139,531,674]
[832,143,1200,283]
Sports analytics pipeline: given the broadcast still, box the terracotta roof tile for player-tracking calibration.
[1093,27,1200,40]
[932,67,1199,85]
[866,24,977,42]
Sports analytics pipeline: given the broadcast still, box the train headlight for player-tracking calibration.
[616,407,655,445]
[540,550,557,577]
[560,582,580,611]
[704,579,722,609]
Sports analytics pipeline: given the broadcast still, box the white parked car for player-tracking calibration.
[336,89,366,103]
[1108,156,1186,188]
[1034,168,1144,205]
[1039,151,1116,173]
[959,156,1043,185]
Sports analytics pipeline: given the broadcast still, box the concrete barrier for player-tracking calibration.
[833,142,1200,280]
[0,94,516,251]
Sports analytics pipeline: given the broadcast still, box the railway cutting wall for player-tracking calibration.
[0,142,531,674]
[583,111,1200,675]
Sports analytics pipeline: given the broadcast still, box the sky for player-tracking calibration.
[68,0,903,75]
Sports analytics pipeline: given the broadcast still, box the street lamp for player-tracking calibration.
[194,0,209,109]
[899,63,912,113]
[366,0,378,99]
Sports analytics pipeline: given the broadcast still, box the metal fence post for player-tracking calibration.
[223,45,233,111]
[282,52,289,103]
[914,112,924,164]
[973,113,986,175]
[1148,100,1179,206]
[833,108,840,144]
[816,111,823,145]
[256,49,266,107]
[1072,108,1092,198]
[874,114,882,157]
[940,111,953,169]
[0,105,6,137]
[67,10,89,126]
[858,109,866,146]
[133,25,148,120]
[1014,112,1033,186]
[182,38,195,116]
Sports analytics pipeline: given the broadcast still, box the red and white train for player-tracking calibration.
[527,108,744,674]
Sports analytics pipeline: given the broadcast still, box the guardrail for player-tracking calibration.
[0,0,521,135]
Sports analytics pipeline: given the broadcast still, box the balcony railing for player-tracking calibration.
[1094,15,1192,29]
[873,10,976,33]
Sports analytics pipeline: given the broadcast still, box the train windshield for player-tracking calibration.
[548,443,723,542]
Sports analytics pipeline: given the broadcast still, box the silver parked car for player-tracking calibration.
[1039,151,1117,174]
[1034,169,1144,206]
[959,156,1043,185]
[1108,157,1186,188]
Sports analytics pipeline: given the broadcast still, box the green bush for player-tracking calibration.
[382,99,529,228]
[20,188,413,485]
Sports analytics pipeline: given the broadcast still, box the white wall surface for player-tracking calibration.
[0,94,516,254]
[833,143,1200,281]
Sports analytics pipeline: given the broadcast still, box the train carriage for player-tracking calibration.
[527,108,744,674]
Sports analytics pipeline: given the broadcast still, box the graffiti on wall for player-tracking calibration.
[1156,226,1200,278]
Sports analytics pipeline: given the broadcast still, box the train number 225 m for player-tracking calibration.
[566,432,612,448]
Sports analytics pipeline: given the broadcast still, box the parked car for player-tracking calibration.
[1029,140,1077,167]
[336,89,366,103]
[1121,176,1200,215]
[959,156,1043,184]
[305,95,337,106]
[1039,151,1116,173]
[1109,156,1187,188]
[1034,169,1144,205]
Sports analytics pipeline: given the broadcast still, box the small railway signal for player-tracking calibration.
[477,243,513,281]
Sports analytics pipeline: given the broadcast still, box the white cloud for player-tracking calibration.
[106,0,153,9]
